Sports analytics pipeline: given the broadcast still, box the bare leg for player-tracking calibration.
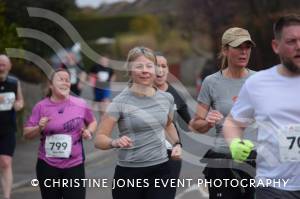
[0,155,13,199]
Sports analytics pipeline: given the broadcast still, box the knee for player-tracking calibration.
[0,156,12,170]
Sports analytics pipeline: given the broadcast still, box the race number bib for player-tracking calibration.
[0,92,15,111]
[97,71,109,82]
[68,68,78,84]
[279,125,300,162]
[45,134,72,158]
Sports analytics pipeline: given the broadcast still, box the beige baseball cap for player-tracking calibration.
[222,27,256,47]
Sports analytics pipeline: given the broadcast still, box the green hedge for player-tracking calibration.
[70,15,136,40]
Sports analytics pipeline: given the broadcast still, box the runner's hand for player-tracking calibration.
[14,101,23,111]
[171,144,182,160]
[111,136,133,148]
[205,110,224,127]
[38,117,50,131]
[230,138,254,162]
[81,128,92,140]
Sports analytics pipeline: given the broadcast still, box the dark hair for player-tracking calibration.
[154,51,168,68]
[46,68,70,97]
[273,14,300,39]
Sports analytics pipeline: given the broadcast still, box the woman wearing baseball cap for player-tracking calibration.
[190,27,256,199]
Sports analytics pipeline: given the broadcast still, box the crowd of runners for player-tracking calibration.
[0,14,300,199]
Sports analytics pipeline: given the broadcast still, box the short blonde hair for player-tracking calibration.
[125,46,157,76]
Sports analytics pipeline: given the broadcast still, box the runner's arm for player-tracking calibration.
[189,103,212,133]
[165,116,180,144]
[223,114,246,143]
[94,113,117,150]
[23,126,42,139]
[14,80,24,111]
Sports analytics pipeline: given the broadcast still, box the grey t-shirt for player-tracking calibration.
[107,87,174,167]
[197,70,256,152]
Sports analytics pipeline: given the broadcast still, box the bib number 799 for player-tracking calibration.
[45,134,72,158]
[49,142,68,151]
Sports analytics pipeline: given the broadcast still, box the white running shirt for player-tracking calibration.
[231,65,300,191]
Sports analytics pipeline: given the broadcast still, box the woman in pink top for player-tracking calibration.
[24,68,97,199]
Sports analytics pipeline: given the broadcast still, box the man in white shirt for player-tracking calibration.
[224,14,300,199]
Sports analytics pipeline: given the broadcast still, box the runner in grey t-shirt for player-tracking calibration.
[95,46,181,199]
[198,70,256,152]
[190,27,256,199]
[107,87,174,167]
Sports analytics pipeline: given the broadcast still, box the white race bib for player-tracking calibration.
[68,68,78,84]
[97,71,109,82]
[279,125,300,162]
[45,134,72,158]
[0,92,15,111]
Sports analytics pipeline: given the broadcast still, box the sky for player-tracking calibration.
[76,0,135,8]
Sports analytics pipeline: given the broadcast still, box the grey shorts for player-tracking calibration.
[256,187,300,199]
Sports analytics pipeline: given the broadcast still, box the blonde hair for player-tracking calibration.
[218,45,229,71]
[124,47,157,85]
[125,46,157,75]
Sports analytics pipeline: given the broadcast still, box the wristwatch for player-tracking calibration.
[173,141,182,147]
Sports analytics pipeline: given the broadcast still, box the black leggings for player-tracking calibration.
[202,149,256,199]
[112,161,174,199]
[36,159,85,199]
[204,166,255,199]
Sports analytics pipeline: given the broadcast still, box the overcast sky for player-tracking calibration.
[76,0,135,8]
